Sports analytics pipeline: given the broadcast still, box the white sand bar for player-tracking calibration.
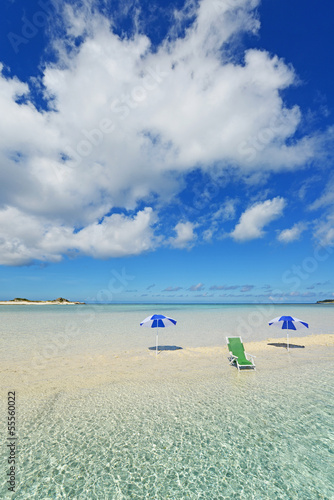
[1,334,332,398]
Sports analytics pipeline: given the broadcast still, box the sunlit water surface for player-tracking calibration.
[0,304,333,498]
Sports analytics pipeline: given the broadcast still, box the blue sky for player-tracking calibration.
[0,0,333,303]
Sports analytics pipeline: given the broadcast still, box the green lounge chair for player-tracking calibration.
[226,336,256,370]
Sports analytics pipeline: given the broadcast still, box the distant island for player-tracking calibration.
[0,297,85,305]
[316,299,334,304]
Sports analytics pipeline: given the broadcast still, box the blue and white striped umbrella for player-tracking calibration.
[140,314,177,355]
[269,315,309,351]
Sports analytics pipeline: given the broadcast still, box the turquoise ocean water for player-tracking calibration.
[1,303,334,360]
[0,304,333,499]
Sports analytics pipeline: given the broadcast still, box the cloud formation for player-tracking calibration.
[0,206,157,266]
[240,285,254,292]
[210,285,239,290]
[162,286,183,292]
[230,197,286,241]
[188,283,205,291]
[170,221,197,249]
[0,0,324,265]
[277,222,306,243]
[313,214,334,246]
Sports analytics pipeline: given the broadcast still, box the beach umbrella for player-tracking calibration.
[268,316,309,351]
[140,314,177,355]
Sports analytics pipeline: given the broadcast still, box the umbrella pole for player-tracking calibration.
[156,327,158,356]
[287,332,289,352]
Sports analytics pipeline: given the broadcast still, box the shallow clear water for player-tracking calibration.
[1,359,333,499]
[1,303,333,361]
[0,304,333,498]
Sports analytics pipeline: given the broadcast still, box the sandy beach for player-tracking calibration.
[0,300,84,305]
[1,333,332,397]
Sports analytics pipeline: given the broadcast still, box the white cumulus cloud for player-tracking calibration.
[170,221,197,249]
[0,0,326,265]
[313,213,334,247]
[230,197,286,241]
[277,222,306,243]
[0,206,157,266]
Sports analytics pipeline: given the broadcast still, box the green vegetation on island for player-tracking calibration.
[1,297,85,304]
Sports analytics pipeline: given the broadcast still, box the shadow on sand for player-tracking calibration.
[148,345,183,351]
[267,342,305,349]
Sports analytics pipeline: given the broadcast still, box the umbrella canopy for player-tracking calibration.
[268,315,309,351]
[140,314,177,355]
